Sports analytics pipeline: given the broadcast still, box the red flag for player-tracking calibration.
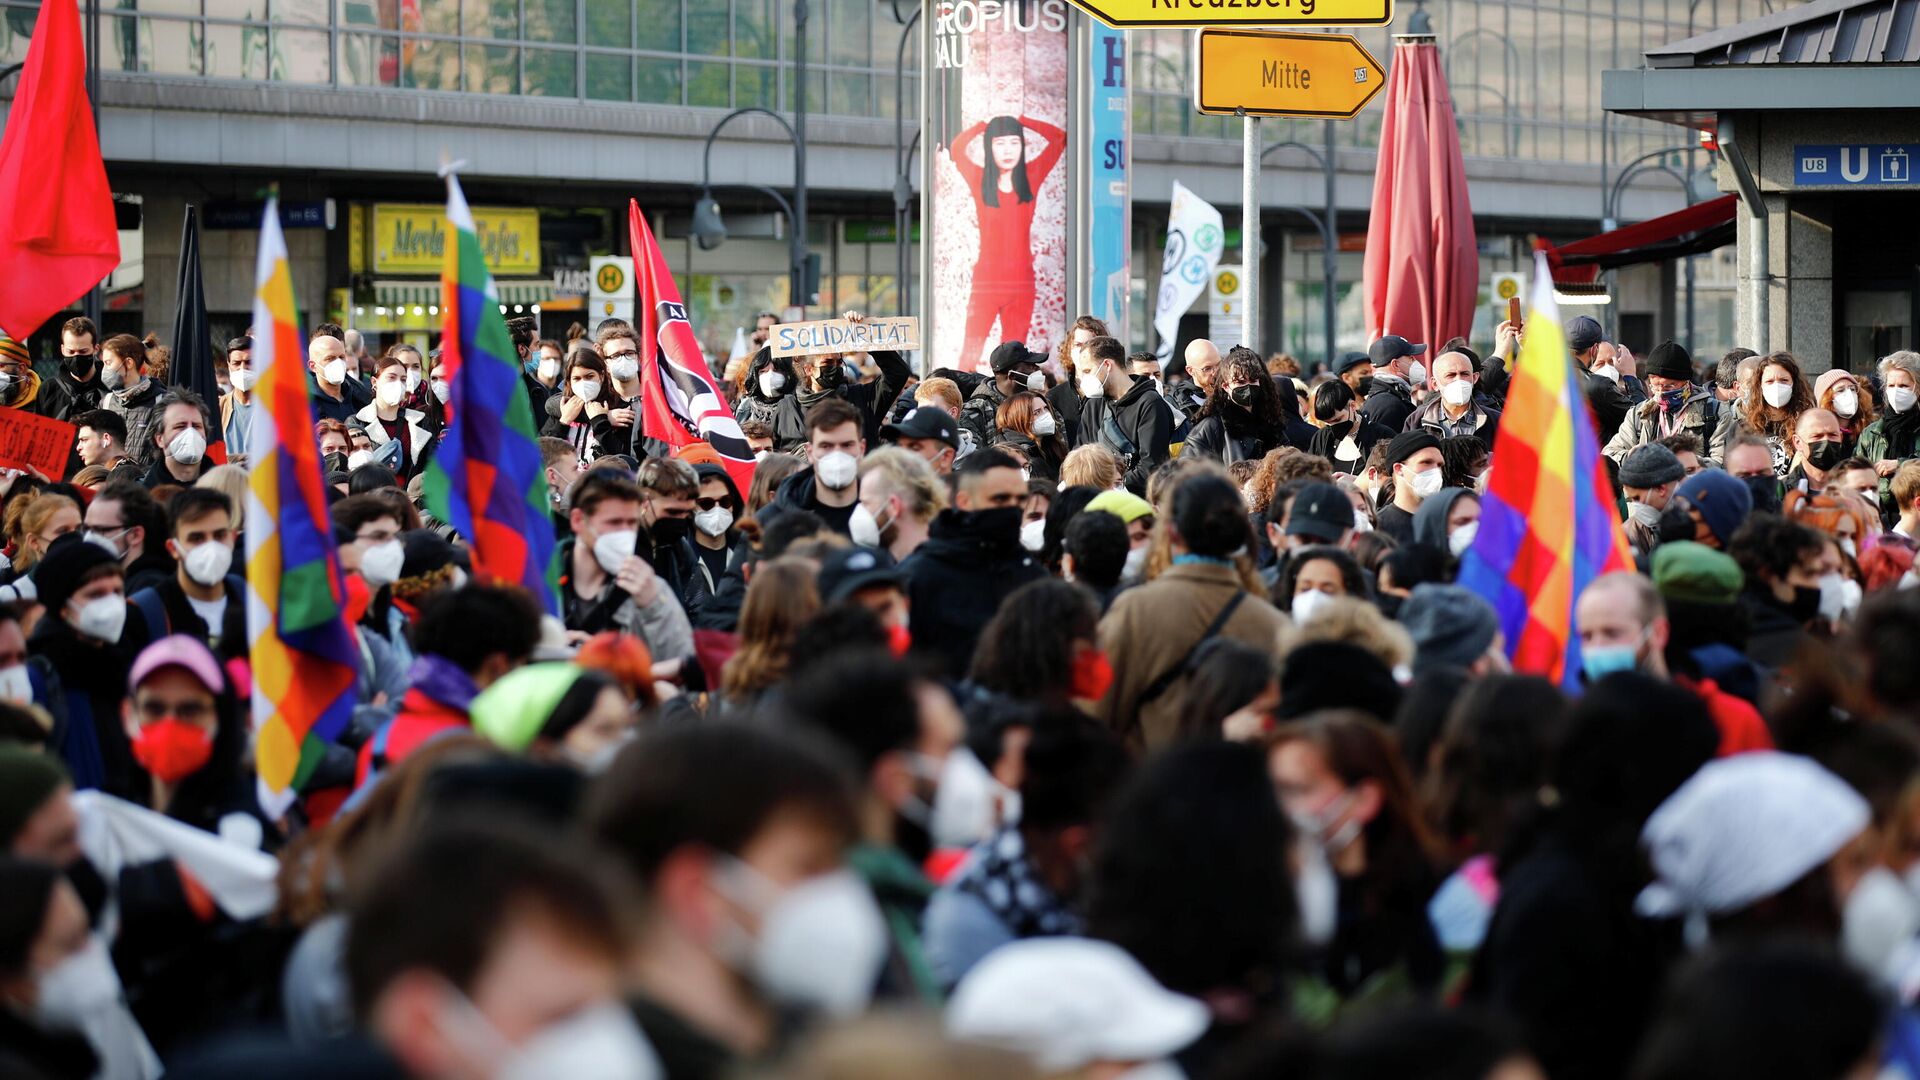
[0,0,121,340]
[629,200,756,495]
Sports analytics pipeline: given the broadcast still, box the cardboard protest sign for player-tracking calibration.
[768,317,920,358]
[0,410,76,478]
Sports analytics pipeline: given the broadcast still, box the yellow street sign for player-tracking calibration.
[1194,29,1387,120]
[1067,0,1390,28]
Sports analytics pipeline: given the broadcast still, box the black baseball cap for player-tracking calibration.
[1286,482,1354,543]
[1567,316,1604,352]
[1334,351,1372,376]
[817,545,905,605]
[881,405,961,451]
[989,341,1043,374]
[1368,336,1427,366]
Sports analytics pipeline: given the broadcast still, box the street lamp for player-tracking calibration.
[698,106,813,306]
[1261,138,1340,366]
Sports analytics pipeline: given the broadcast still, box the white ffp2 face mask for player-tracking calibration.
[0,663,30,704]
[1441,380,1475,407]
[848,501,882,548]
[1762,382,1794,409]
[183,541,234,586]
[1031,412,1057,438]
[72,595,126,644]
[321,359,348,385]
[1290,588,1334,625]
[694,506,734,538]
[713,859,889,1018]
[1408,466,1445,499]
[377,380,409,408]
[168,427,207,465]
[815,450,859,491]
[591,530,638,576]
[359,539,406,589]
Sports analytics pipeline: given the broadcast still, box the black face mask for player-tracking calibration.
[1355,376,1376,398]
[650,516,691,545]
[1656,501,1697,545]
[1230,384,1257,409]
[63,353,96,378]
[1806,439,1848,472]
[970,505,1025,540]
[1789,584,1823,623]
[323,451,350,475]
[1375,592,1404,620]
[813,359,844,389]
[1742,474,1783,516]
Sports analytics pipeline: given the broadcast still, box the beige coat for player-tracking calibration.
[1095,562,1290,754]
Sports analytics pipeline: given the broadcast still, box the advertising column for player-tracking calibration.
[1084,20,1131,343]
[924,0,1072,373]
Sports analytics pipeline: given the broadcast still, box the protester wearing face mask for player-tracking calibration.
[470,664,638,772]
[140,391,214,489]
[353,585,543,791]
[1281,546,1371,629]
[556,471,694,663]
[1072,335,1174,497]
[0,332,45,415]
[541,347,623,462]
[957,342,1050,447]
[687,463,747,604]
[898,451,1047,678]
[988,391,1069,484]
[285,821,664,1080]
[1783,407,1849,496]
[884,406,962,478]
[1307,379,1397,479]
[1601,341,1730,469]
[213,337,257,465]
[306,334,372,424]
[1182,348,1289,466]
[761,400,869,538]
[95,334,167,470]
[1373,431,1447,544]
[118,635,256,833]
[127,489,245,662]
[627,457,707,622]
[1576,570,1771,756]
[0,856,161,1080]
[1268,712,1446,1000]
[1811,369,1874,455]
[1407,350,1503,447]
[849,448,944,564]
[38,317,105,424]
[1410,487,1483,562]
[1857,351,1920,520]
[733,348,809,452]
[1356,335,1427,433]
[1736,352,1814,480]
[1083,489,1156,585]
[1728,513,1832,669]
[1616,443,1687,559]
[585,722,886,1072]
[785,651,966,1003]
[1562,317,1640,443]
[355,352,438,482]
[26,534,147,799]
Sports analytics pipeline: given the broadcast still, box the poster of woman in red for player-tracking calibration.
[927,0,1070,373]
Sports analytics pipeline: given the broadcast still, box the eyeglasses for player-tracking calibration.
[355,528,400,543]
[695,496,736,512]
[603,349,641,362]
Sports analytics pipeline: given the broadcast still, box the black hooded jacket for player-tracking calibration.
[1075,375,1175,495]
[899,507,1046,678]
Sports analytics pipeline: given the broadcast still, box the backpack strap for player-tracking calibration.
[133,589,171,642]
[1135,590,1249,708]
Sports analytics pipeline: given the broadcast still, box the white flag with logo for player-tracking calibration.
[1154,181,1226,362]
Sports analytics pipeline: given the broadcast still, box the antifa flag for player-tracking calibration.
[629,199,757,496]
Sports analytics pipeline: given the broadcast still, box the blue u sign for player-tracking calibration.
[1795,145,1916,186]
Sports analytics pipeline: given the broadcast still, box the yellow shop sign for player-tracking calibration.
[370,203,542,274]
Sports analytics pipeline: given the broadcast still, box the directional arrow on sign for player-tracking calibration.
[1194,29,1387,121]
[1065,0,1391,29]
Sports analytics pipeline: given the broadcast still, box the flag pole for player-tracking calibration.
[83,0,104,328]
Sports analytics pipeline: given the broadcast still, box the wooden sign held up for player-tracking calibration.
[769,317,920,358]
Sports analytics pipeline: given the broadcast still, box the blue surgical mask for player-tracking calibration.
[1580,643,1641,681]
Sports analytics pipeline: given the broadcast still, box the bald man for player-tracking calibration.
[1183,339,1222,399]
[1786,407,1847,494]
[308,334,373,422]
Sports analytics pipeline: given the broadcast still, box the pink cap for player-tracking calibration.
[1813,368,1857,404]
[130,635,227,696]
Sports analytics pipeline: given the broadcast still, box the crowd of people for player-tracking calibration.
[1,303,1919,1080]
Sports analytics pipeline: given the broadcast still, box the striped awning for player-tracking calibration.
[371,279,553,310]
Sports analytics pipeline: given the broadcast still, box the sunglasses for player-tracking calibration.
[695,496,736,512]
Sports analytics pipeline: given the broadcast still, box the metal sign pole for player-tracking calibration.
[1241,112,1260,351]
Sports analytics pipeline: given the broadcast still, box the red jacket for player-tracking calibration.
[353,687,470,789]
[1679,675,1774,757]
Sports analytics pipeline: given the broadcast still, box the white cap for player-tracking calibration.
[946,938,1209,1072]
[1637,752,1869,923]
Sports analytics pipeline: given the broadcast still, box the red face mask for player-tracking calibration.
[131,718,214,784]
[886,622,913,659]
[1070,647,1114,701]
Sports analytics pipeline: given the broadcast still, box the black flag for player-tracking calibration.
[169,205,220,424]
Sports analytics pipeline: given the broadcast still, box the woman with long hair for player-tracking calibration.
[1738,352,1815,478]
[3,493,81,577]
[540,346,619,461]
[1183,349,1288,465]
[948,114,1068,370]
[1857,351,1920,520]
[720,557,820,705]
[967,578,1103,709]
[1268,710,1447,1000]
[990,391,1070,483]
